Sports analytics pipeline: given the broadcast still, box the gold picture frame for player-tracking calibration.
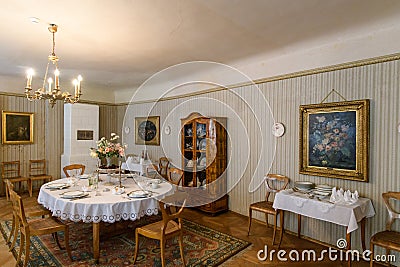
[135,116,160,146]
[299,100,369,182]
[2,111,34,145]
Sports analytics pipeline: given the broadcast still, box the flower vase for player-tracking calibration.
[106,157,112,168]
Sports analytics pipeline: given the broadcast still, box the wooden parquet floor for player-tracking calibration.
[0,193,374,266]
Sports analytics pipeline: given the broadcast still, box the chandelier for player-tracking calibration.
[25,24,82,107]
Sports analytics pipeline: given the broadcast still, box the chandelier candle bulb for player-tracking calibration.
[47,78,53,93]
[26,69,33,88]
[54,69,59,89]
[73,79,78,96]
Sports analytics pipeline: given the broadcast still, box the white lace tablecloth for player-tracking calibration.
[273,189,375,233]
[38,175,173,223]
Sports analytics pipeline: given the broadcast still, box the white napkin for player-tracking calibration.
[330,187,337,202]
[344,190,351,202]
[126,156,133,165]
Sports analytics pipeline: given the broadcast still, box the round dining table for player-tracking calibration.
[38,174,173,263]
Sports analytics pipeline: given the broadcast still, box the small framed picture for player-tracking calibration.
[2,111,34,144]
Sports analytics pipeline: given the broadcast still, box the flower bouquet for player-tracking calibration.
[90,133,126,169]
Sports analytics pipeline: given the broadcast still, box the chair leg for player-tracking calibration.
[29,179,33,197]
[265,213,269,228]
[179,232,186,266]
[16,232,24,266]
[6,214,15,243]
[53,232,64,249]
[385,249,390,267]
[247,208,252,236]
[370,243,374,267]
[160,238,166,267]
[5,184,9,201]
[9,217,19,251]
[133,230,139,263]
[23,235,31,267]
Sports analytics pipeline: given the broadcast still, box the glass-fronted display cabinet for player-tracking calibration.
[181,112,228,214]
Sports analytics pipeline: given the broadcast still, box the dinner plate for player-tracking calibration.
[313,190,331,196]
[316,184,333,189]
[127,190,151,198]
[314,187,332,192]
[46,182,69,189]
[78,174,90,179]
[293,187,313,193]
[60,190,88,199]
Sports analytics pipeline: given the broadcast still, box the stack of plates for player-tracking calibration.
[294,181,315,193]
[313,184,333,196]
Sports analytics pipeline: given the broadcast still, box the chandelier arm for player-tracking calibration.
[42,60,50,92]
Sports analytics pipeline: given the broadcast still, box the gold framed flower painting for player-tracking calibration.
[299,100,369,182]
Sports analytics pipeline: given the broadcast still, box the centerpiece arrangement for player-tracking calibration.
[90,133,126,169]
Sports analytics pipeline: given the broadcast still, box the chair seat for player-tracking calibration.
[249,201,275,214]
[28,217,67,235]
[371,230,400,250]
[138,220,180,238]
[25,204,51,217]
[29,174,52,180]
[5,177,29,182]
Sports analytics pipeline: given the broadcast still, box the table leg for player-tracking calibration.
[93,222,100,264]
[360,218,366,251]
[278,210,284,248]
[297,214,301,238]
[346,231,351,267]
[346,231,351,250]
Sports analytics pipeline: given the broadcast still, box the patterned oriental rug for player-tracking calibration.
[0,217,250,267]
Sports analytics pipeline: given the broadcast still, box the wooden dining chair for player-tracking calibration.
[28,159,52,196]
[5,180,51,252]
[10,186,72,267]
[158,157,170,179]
[247,173,289,245]
[1,161,30,200]
[145,164,160,178]
[370,191,400,267]
[133,193,187,267]
[167,167,184,186]
[63,164,85,177]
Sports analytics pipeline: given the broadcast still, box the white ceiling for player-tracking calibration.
[1,0,400,96]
